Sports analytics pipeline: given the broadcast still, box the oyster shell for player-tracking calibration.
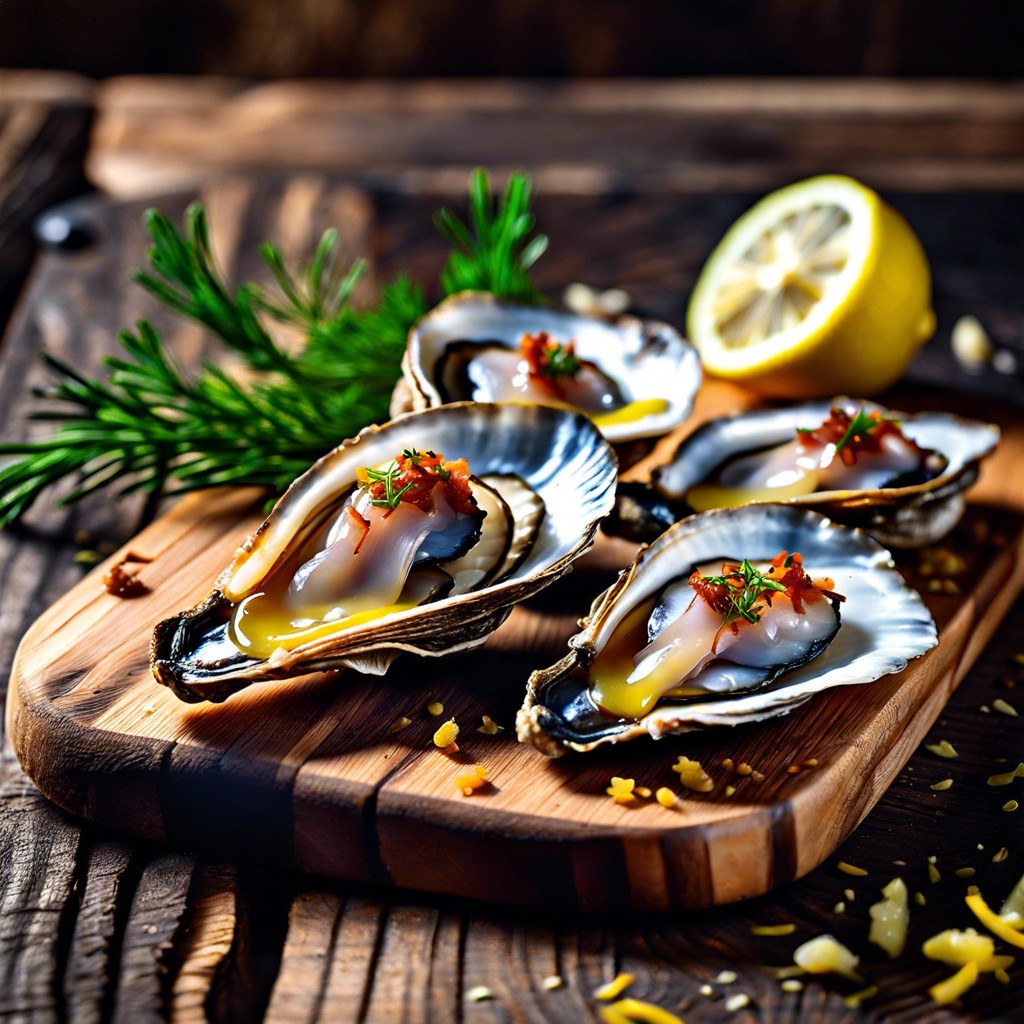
[152,403,617,703]
[608,398,999,548]
[397,292,701,443]
[517,504,937,756]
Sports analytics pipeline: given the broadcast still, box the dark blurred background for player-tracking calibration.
[3,0,1024,78]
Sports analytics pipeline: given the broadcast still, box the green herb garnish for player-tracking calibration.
[834,406,879,454]
[0,169,547,528]
[543,342,582,381]
[363,462,413,510]
[703,559,787,625]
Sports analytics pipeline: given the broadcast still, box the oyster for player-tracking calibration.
[609,398,999,548]
[517,505,937,755]
[397,292,701,443]
[152,403,617,703]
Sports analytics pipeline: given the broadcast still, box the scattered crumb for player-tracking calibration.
[724,785,736,797]
[931,778,954,791]
[837,862,868,877]
[655,787,679,809]
[951,314,994,366]
[607,777,637,805]
[427,701,444,716]
[724,993,751,1012]
[844,889,855,901]
[594,973,634,1001]
[781,979,804,993]
[925,740,958,759]
[454,765,489,797]
[750,923,795,937]
[466,985,493,1002]
[993,847,1009,863]
[432,719,459,752]
[716,970,737,984]
[929,863,942,884]
[955,867,976,879]
[833,902,845,914]
[993,698,1018,717]
[387,716,412,734]
[542,975,563,991]
[477,715,503,735]
[1003,800,1019,813]
[914,892,926,906]
[672,756,714,792]
[699,984,714,997]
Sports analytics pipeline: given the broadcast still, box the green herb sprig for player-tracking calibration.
[542,342,582,381]
[702,559,787,625]
[363,462,413,510]
[0,169,547,528]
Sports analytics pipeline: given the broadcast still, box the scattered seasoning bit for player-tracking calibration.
[102,552,153,598]
[868,878,909,958]
[750,923,796,937]
[1004,800,1019,813]
[928,855,937,864]
[992,847,1009,863]
[716,970,738,984]
[542,975,563,991]
[844,888,855,901]
[966,893,1024,949]
[735,762,753,776]
[142,702,157,715]
[955,867,976,879]
[914,892,926,906]
[931,778,954,791]
[466,985,493,1002]
[699,984,714,997]
[993,698,1019,717]
[477,715,503,735]
[837,861,868,877]
[724,993,751,1012]
[73,549,104,566]
[427,701,444,716]
[925,740,959,758]
[786,758,820,775]
[928,863,942,884]
[893,859,907,867]
[967,885,980,896]
[454,765,489,796]
[780,979,804,993]
[793,935,861,981]
[724,785,736,797]
[607,777,637,805]
[634,786,652,799]
[843,985,878,1009]
[608,998,685,1024]
[750,771,765,783]
[722,758,734,770]
[432,718,459,752]
[926,578,960,595]
[950,314,994,366]
[978,844,985,851]
[929,962,979,1006]
[594,973,635,1001]
[981,705,991,714]
[833,902,845,914]
[671,756,714,792]
[387,715,413,734]
[655,787,679,809]
[987,764,1023,786]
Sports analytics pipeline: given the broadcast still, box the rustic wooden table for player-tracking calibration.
[2,73,1024,1024]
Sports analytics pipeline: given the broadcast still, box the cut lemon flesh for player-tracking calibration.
[688,176,935,397]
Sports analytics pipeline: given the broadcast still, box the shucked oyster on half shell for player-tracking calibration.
[517,504,937,756]
[397,291,702,443]
[609,397,999,549]
[152,402,618,704]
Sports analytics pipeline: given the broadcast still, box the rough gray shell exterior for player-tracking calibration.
[517,504,938,756]
[152,402,618,703]
[607,397,999,548]
[396,291,701,442]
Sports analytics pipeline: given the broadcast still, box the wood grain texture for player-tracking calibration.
[88,78,1024,198]
[2,172,1024,1021]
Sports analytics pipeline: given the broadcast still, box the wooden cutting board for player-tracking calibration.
[8,380,1024,912]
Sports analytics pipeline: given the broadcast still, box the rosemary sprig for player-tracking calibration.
[0,169,546,528]
[703,559,787,625]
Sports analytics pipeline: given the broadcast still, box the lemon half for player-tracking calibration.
[687,175,936,397]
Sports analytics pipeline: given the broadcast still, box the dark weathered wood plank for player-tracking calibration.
[90,78,1024,198]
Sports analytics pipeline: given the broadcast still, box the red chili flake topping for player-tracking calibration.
[356,449,478,517]
[796,405,917,467]
[519,331,582,398]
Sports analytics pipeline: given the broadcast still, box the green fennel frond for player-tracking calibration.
[0,169,547,528]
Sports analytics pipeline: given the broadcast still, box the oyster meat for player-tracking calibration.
[610,398,999,548]
[153,403,617,703]
[398,292,701,442]
[518,505,937,755]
